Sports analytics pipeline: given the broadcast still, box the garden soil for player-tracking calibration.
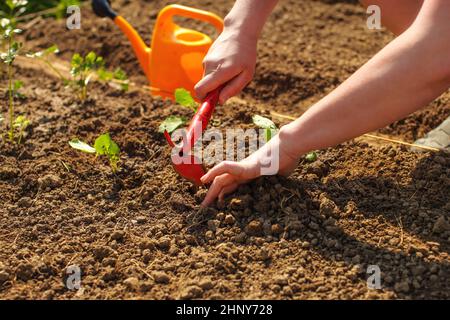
[0,0,449,299]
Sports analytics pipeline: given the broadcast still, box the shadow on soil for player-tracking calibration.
[187,152,449,298]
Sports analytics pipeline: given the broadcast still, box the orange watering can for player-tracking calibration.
[91,0,223,100]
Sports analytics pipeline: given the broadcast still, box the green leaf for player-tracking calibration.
[305,151,318,163]
[97,68,113,81]
[13,79,22,90]
[44,45,59,54]
[94,133,119,157]
[70,53,83,74]
[85,51,96,64]
[265,128,277,142]
[108,139,120,156]
[13,115,29,128]
[175,88,196,110]
[6,0,15,10]
[158,116,186,134]
[13,80,25,98]
[94,133,111,155]
[69,138,96,153]
[252,115,277,130]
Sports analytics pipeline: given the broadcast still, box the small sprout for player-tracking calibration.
[158,115,187,134]
[13,114,29,144]
[1,24,23,142]
[70,51,104,102]
[252,115,278,142]
[159,88,198,136]
[305,151,318,162]
[70,52,127,101]
[69,133,121,173]
[94,133,120,173]
[175,88,197,112]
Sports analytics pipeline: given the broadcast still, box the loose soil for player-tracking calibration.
[0,0,449,299]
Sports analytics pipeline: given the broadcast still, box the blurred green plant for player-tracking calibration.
[70,51,104,102]
[13,114,30,144]
[70,51,129,102]
[1,24,23,142]
[0,0,81,22]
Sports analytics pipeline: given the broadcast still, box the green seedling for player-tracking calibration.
[70,51,104,102]
[1,25,23,142]
[70,52,129,102]
[13,114,29,144]
[1,0,80,21]
[305,151,318,162]
[69,133,120,173]
[159,88,199,134]
[0,1,27,27]
[252,115,278,142]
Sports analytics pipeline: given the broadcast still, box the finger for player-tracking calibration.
[218,182,238,204]
[218,70,253,104]
[194,66,240,101]
[201,161,244,184]
[201,174,234,207]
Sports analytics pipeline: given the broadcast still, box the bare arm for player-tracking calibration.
[194,0,279,103]
[281,0,450,156]
[224,0,278,38]
[200,0,450,206]
[360,0,423,35]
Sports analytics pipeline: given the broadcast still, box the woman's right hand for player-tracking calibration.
[194,25,258,104]
[200,127,301,207]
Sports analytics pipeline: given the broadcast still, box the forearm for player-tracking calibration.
[224,0,279,39]
[281,25,450,157]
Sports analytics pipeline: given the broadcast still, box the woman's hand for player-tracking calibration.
[194,26,257,104]
[200,128,300,206]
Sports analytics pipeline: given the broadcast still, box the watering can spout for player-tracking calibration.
[91,0,152,79]
[113,16,152,79]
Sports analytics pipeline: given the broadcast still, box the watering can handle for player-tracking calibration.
[159,4,224,34]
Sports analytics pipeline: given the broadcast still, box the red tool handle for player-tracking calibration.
[185,88,221,149]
